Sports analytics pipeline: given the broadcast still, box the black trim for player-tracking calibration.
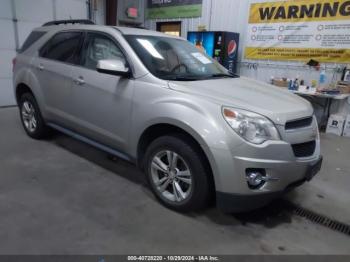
[305,156,323,181]
[0,105,17,109]
[285,117,313,130]
[43,20,94,26]
[216,191,282,213]
[291,140,316,158]
[97,68,131,77]
[47,123,135,163]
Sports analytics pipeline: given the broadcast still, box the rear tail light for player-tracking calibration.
[12,58,17,72]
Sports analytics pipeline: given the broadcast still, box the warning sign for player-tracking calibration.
[245,0,350,62]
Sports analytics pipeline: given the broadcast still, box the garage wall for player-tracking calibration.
[145,0,350,115]
[144,0,345,82]
[0,0,89,107]
[0,0,17,107]
[93,0,106,25]
[145,0,267,64]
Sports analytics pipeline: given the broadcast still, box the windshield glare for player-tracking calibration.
[124,35,236,81]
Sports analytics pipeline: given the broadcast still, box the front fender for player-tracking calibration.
[128,80,243,191]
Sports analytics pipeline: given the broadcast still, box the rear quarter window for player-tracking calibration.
[39,32,83,65]
[19,31,46,53]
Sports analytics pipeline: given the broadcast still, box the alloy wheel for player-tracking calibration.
[21,101,37,133]
[150,150,193,203]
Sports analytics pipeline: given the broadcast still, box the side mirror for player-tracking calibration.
[96,59,131,77]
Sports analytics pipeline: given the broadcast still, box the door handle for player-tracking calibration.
[74,76,85,85]
[38,64,44,71]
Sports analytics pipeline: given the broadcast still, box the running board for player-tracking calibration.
[47,123,131,162]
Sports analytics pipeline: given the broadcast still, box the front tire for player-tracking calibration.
[144,135,212,212]
[19,93,49,139]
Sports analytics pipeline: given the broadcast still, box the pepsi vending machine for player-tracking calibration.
[187,31,239,74]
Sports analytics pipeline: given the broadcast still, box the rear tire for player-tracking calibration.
[19,93,49,139]
[144,135,212,212]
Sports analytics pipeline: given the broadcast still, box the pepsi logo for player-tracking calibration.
[227,40,237,58]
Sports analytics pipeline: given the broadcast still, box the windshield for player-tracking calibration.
[124,35,238,81]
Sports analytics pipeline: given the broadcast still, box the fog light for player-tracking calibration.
[246,169,266,189]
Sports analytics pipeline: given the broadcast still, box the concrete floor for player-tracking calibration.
[0,107,349,254]
[286,133,350,225]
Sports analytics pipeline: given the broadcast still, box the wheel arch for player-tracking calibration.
[136,122,218,192]
[15,83,34,103]
[14,64,45,111]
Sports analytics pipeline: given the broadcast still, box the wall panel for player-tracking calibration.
[55,0,88,20]
[14,0,54,22]
[0,0,89,106]
[0,0,12,19]
[144,0,349,114]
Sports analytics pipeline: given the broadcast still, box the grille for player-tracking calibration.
[285,117,313,130]
[292,140,316,157]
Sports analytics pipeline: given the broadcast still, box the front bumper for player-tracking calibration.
[216,155,323,213]
[207,114,322,212]
[210,136,321,193]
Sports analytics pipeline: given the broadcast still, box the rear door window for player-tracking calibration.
[20,31,47,53]
[40,32,83,65]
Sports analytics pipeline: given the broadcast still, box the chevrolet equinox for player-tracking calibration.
[13,20,322,212]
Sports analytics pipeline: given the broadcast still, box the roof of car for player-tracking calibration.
[36,23,181,39]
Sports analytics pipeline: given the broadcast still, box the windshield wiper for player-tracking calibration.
[163,73,239,81]
[164,76,204,81]
[208,73,238,78]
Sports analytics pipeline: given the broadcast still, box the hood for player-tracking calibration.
[168,76,313,125]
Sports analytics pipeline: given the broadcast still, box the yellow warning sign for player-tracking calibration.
[249,0,350,24]
[245,0,350,62]
[245,47,350,62]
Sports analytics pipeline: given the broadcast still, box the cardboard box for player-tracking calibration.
[339,86,350,94]
[343,115,350,137]
[336,81,350,94]
[326,114,346,136]
[272,79,288,88]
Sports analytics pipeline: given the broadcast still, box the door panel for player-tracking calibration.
[35,31,83,125]
[35,57,74,123]
[70,33,134,152]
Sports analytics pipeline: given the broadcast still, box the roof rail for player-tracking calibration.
[42,19,95,26]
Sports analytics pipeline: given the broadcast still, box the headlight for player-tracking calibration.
[222,107,280,144]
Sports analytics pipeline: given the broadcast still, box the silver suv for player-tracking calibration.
[13,20,322,212]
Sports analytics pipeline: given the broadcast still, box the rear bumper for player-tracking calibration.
[216,156,323,213]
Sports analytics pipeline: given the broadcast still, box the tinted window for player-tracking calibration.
[40,32,82,64]
[20,31,46,53]
[82,33,125,70]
